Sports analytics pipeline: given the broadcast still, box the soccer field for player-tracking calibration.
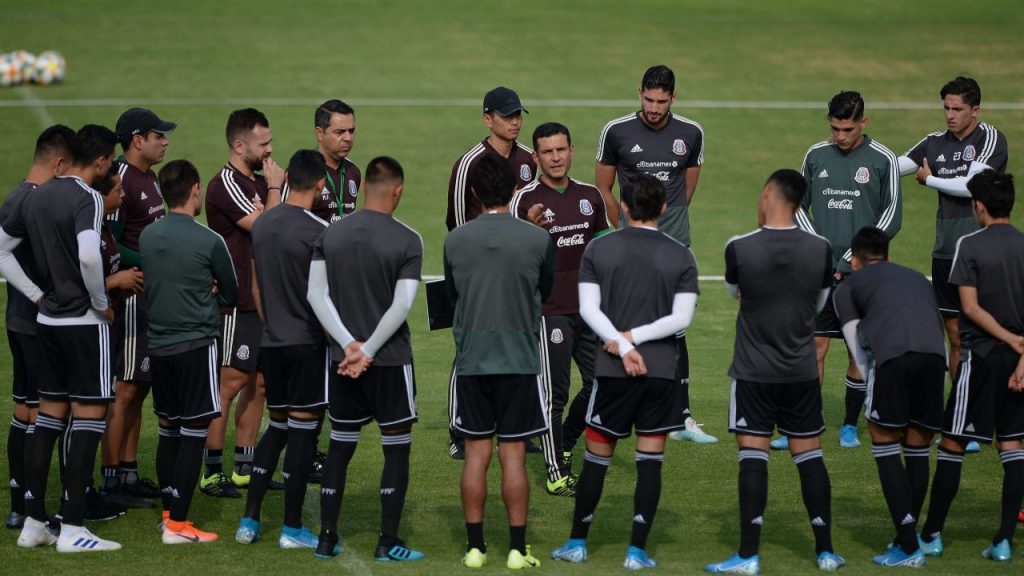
[1,1,1024,574]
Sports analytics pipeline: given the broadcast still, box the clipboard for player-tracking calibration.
[425,278,454,330]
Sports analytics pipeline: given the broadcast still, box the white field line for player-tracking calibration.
[0,97,1022,111]
[14,85,55,126]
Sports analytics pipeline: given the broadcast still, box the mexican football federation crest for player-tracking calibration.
[854,167,870,184]
[348,179,358,198]
[550,328,564,344]
[579,199,594,216]
[963,145,976,162]
[237,345,250,361]
[520,164,532,181]
[672,139,687,156]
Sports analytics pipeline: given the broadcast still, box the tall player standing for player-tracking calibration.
[594,64,716,444]
[897,77,1008,455]
[2,125,75,529]
[782,91,902,451]
[445,86,538,460]
[202,108,285,497]
[100,107,176,508]
[511,122,609,497]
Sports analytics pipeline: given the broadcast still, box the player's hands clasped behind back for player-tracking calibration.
[110,267,144,294]
[338,340,372,378]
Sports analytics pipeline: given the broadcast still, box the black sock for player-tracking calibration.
[170,425,208,522]
[631,450,664,550]
[903,444,931,520]
[234,445,254,476]
[101,464,120,491]
[677,335,691,418]
[466,522,485,552]
[921,446,964,541]
[204,448,223,476]
[872,442,918,553]
[380,432,411,540]
[571,449,610,540]
[319,428,358,533]
[7,417,29,514]
[283,416,318,528]
[243,419,288,523]
[509,524,526,555]
[738,448,769,558]
[119,459,139,485]
[843,377,866,427]
[794,448,833,554]
[62,418,105,526]
[155,425,181,511]
[995,449,1024,544]
[24,414,63,521]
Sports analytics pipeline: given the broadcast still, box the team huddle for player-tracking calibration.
[1,64,1022,572]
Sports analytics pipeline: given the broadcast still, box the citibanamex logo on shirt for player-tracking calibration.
[827,198,854,210]
[556,233,585,247]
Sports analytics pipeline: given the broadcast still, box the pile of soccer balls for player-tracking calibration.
[0,50,66,87]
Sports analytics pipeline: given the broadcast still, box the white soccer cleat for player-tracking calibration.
[16,516,57,548]
[56,524,122,552]
[670,417,719,444]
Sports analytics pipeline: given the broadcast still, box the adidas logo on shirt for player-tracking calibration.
[630,144,644,153]
[140,191,148,200]
[936,154,946,162]
[818,169,829,178]
[811,517,826,527]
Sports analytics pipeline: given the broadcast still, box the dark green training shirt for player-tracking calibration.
[140,212,239,350]
[444,212,554,375]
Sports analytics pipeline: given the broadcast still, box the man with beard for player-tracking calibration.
[201,108,285,497]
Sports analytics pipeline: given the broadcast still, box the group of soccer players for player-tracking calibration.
[2,64,1022,572]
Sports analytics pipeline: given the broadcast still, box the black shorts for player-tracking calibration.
[220,310,261,372]
[814,277,844,338]
[262,344,329,411]
[865,352,945,431]
[151,340,221,424]
[728,378,824,438]
[8,330,42,406]
[453,373,547,440]
[931,258,959,317]
[586,376,685,438]
[943,346,1024,443]
[115,293,153,382]
[37,323,114,403]
[329,364,417,431]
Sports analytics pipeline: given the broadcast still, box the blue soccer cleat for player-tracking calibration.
[279,525,318,549]
[981,539,1011,562]
[873,544,925,567]
[917,533,943,557]
[965,441,981,453]
[375,539,424,562]
[235,517,260,544]
[769,436,789,450]
[624,546,657,570]
[551,538,588,563]
[817,551,845,572]
[838,425,861,448]
[705,552,761,574]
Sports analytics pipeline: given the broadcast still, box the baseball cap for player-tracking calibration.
[115,108,177,139]
[483,87,528,117]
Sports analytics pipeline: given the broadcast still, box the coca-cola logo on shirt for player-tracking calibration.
[828,198,854,210]
[556,233,585,247]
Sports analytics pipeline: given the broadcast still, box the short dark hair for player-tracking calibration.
[827,91,865,121]
[765,168,806,207]
[469,153,515,208]
[940,76,982,107]
[641,65,675,93]
[72,125,117,167]
[315,99,355,130]
[34,124,76,164]
[286,150,327,191]
[365,156,404,187]
[532,122,571,150]
[158,159,201,209]
[225,108,269,146]
[94,161,121,197]
[968,169,1014,218]
[621,174,665,222]
[851,227,890,262]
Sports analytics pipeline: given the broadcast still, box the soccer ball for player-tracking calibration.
[0,53,23,87]
[11,50,37,84]
[33,50,66,85]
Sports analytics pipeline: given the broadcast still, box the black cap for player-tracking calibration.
[483,87,528,116]
[115,108,177,139]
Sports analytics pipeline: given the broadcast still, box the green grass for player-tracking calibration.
[1,0,1023,574]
